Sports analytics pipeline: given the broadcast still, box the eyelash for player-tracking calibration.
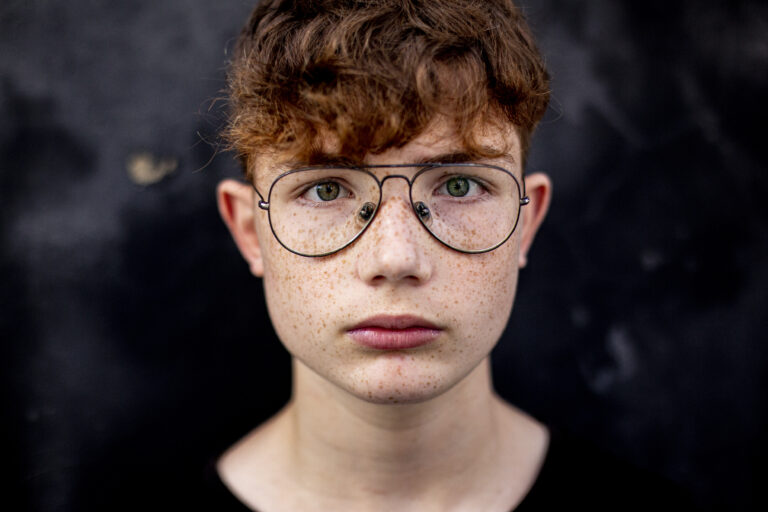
[291,171,494,204]
[433,175,489,197]
[299,180,354,202]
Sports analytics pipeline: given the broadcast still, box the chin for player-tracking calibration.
[340,358,458,405]
[351,384,447,405]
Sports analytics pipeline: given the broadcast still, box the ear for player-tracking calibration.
[217,179,264,277]
[518,173,552,268]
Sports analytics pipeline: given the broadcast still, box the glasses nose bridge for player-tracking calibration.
[377,173,414,204]
[379,173,412,187]
[365,173,426,248]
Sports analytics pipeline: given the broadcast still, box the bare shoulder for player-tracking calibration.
[493,395,550,454]
[489,396,550,510]
[216,406,294,511]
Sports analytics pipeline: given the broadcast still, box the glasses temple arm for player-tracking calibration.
[520,175,530,205]
[250,182,270,210]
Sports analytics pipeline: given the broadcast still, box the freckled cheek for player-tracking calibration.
[261,244,348,352]
[442,249,519,348]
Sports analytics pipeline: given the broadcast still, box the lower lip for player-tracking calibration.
[347,327,441,350]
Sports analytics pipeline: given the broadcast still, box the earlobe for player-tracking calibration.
[217,179,264,277]
[518,173,552,268]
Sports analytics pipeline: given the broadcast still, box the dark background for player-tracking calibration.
[1,1,765,510]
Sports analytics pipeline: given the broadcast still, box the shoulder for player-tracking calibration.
[212,407,295,512]
[515,427,695,511]
[199,456,259,511]
[196,417,286,512]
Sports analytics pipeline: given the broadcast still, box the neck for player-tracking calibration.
[219,356,549,512]
[285,357,505,503]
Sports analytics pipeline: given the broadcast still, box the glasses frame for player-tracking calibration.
[251,163,530,257]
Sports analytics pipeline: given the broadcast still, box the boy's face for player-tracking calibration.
[218,119,551,404]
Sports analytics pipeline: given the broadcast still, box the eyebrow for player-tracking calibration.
[418,152,475,165]
[282,150,516,169]
[301,154,361,167]
[416,151,515,167]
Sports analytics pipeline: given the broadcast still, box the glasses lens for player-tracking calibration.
[411,165,522,252]
[268,168,380,256]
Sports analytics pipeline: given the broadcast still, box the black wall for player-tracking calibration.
[2,1,765,510]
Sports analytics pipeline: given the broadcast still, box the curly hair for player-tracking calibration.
[225,0,550,179]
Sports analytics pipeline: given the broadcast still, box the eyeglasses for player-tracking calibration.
[251,163,529,257]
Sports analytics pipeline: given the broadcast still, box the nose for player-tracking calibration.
[356,177,433,284]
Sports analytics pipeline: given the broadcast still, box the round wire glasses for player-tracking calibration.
[251,163,529,257]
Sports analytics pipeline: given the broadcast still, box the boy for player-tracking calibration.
[212,1,681,510]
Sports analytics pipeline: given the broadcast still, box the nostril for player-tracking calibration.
[371,273,419,284]
[369,255,421,283]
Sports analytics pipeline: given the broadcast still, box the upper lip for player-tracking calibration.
[349,315,441,330]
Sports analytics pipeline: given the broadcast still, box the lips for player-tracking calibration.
[347,315,442,350]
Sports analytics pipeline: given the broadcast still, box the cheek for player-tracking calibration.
[263,258,319,341]
[436,242,520,349]
[258,211,520,379]
[258,222,308,342]
[259,233,348,353]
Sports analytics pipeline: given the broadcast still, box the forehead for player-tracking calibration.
[253,118,522,181]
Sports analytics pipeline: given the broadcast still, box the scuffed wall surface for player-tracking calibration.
[1,1,765,510]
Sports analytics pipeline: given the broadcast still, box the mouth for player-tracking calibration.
[347,315,442,350]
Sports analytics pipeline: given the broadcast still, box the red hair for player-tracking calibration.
[225,0,550,179]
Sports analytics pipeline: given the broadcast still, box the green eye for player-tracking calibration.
[446,177,470,197]
[316,182,340,201]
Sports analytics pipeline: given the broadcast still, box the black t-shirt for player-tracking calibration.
[199,428,692,511]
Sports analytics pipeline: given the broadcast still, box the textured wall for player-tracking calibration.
[1,1,765,510]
